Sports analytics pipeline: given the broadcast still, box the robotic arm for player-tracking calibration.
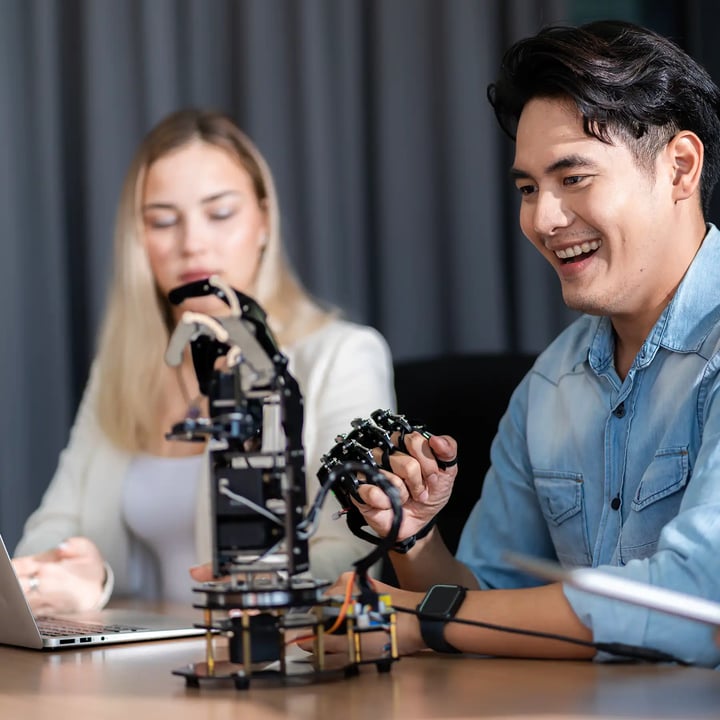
[164,276,404,689]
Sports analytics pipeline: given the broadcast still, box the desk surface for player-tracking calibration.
[0,624,718,719]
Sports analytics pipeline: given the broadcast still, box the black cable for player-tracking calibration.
[299,461,402,557]
[300,460,403,606]
[393,606,688,665]
[351,471,402,574]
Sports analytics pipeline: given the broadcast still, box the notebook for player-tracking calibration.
[504,551,720,626]
[0,535,205,649]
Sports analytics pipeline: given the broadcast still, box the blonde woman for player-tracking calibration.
[12,109,395,614]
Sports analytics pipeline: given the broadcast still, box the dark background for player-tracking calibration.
[2,0,717,550]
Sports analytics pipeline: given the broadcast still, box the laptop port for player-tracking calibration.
[58,639,74,645]
[79,637,91,643]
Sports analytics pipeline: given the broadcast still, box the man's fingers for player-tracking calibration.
[356,483,394,508]
[429,434,458,465]
[355,471,410,506]
[402,431,458,474]
[386,452,428,502]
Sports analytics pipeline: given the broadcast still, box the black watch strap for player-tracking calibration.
[391,517,436,554]
[419,616,461,653]
[416,584,467,653]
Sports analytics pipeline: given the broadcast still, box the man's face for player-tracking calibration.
[512,97,683,321]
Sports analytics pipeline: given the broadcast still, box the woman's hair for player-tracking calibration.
[95,108,331,452]
[487,20,720,214]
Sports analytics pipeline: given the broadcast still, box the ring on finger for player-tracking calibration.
[28,574,40,593]
[437,456,458,470]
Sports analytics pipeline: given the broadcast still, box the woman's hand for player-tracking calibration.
[354,432,459,541]
[189,563,215,583]
[12,537,106,615]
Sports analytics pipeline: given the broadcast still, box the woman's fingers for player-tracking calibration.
[189,563,215,582]
[11,556,40,577]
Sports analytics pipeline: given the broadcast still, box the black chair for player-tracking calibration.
[381,353,536,582]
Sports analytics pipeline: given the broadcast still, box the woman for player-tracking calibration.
[12,109,395,614]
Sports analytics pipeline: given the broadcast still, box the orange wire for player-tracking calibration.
[324,571,356,634]
[290,633,316,645]
[288,571,357,645]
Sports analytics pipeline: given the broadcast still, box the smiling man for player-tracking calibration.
[510,94,708,378]
[316,21,720,666]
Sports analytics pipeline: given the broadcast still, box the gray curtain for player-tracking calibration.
[2,0,697,550]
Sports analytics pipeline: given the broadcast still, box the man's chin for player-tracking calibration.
[561,290,607,317]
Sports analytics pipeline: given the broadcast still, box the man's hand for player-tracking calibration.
[297,572,426,656]
[354,431,459,541]
[12,537,106,615]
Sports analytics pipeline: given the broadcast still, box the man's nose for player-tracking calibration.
[532,190,572,237]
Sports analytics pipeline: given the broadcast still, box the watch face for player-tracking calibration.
[418,584,466,617]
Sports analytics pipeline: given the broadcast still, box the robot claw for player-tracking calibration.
[164,277,410,689]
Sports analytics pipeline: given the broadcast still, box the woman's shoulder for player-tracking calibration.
[289,317,389,354]
[283,318,392,383]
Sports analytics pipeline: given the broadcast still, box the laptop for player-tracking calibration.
[504,551,720,626]
[0,535,206,649]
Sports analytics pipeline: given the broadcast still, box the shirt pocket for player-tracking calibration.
[533,470,591,566]
[620,446,690,562]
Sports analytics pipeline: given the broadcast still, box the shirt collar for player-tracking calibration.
[657,223,720,353]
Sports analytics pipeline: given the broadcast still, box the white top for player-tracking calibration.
[15,319,395,604]
[122,454,204,604]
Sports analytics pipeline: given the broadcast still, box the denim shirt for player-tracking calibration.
[457,224,720,667]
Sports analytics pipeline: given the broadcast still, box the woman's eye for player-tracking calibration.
[209,207,235,221]
[144,214,178,229]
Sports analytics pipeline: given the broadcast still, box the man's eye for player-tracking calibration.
[516,184,536,196]
[564,175,584,186]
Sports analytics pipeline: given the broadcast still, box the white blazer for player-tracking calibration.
[15,320,395,601]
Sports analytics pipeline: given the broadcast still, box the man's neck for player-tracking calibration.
[611,221,707,381]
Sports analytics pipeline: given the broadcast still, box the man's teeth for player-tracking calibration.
[554,240,602,259]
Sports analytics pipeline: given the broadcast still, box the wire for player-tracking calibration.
[325,571,357,634]
[181,310,230,343]
[217,480,283,526]
[393,606,688,664]
[288,572,357,645]
[208,274,242,317]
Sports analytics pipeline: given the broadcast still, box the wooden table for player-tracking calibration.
[0,630,718,720]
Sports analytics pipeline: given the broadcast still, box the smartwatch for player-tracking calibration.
[416,584,467,653]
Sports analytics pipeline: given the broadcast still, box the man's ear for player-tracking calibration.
[666,130,704,203]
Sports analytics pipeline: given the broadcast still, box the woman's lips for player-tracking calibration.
[179,271,214,284]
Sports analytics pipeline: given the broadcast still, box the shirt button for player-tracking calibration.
[613,402,626,418]
[610,496,621,511]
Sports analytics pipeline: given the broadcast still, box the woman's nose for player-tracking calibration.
[179,216,209,255]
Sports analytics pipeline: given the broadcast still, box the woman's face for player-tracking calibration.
[141,139,268,319]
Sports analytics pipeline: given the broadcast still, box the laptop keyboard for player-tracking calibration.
[36,617,148,637]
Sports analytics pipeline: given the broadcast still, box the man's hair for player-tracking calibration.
[487,20,720,214]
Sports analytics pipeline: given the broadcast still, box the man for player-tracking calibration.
[311,20,720,666]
